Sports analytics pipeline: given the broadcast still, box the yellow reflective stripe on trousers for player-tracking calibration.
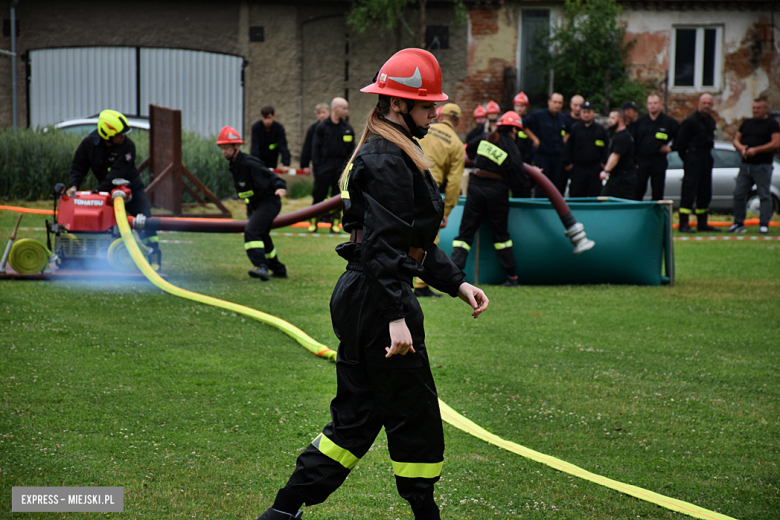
[679,208,692,214]
[245,241,265,250]
[695,208,708,214]
[452,240,471,251]
[313,433,359,469]
[392,460,443,479]
[265,248,277,259]
[494,240,513,250]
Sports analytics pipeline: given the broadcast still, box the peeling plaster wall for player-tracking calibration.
[455,6,518,137]
[621,7,779,137]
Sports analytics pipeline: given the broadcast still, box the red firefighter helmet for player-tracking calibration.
[496,111,524,129]
[360,48,448,102]
[485,100,501,114]
[216,126,245,145]
[473,105,487,118]
[513,92,530,106]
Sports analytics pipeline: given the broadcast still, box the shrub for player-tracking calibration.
[0,128,311,201]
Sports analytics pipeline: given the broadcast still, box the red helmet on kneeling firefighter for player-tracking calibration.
[360,48,448,139]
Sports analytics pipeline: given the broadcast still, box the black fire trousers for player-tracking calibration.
[450,176,516,278]
[601,170,637,200]
[633,156,668,201]
[280,265,443,519]
[244,196,284,270]
[312,167,342,220]
[680,150,714,213]
[569,163,603,198]
[533,152,565,195]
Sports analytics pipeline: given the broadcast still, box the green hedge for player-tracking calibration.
[0,128,311,201]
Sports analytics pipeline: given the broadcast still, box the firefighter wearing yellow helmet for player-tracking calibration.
[67,109,160,265]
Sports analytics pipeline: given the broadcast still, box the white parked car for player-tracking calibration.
[654,141,780,217]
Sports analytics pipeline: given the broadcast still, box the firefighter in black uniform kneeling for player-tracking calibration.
[67,109,160,267]
[217,126,288,280]
[255,49,489,520]
[451,111,526,287]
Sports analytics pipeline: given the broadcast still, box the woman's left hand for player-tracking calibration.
[275,189,287,198]
[457,283,489,318]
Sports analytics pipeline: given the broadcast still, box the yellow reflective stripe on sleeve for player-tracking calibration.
[341,190,350,200]
[679,208,692,214]
[343,135,353,142]
[265,248,277,259]
[695,208,708,214]
[561,129,566,137]
[392,461,443,479]
[655,132,668,140]
[269,143,278,150]
[595,140,605,147]
[518,131,528,139]
[314,433,359,469]
[494,240,513,250]
[476,141,508,166]
[452,240,471,251]
[238,190,255,199]
[244,241,265,250]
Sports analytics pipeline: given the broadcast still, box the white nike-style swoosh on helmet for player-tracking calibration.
[388,67,423,89]
[229,133,239,139]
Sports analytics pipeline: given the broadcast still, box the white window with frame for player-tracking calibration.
[669,26,723,91]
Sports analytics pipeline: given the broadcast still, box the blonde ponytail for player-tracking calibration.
[340,103,432,188]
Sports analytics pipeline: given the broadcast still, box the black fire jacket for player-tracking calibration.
[69,130,140,191]
[339,124,465,321]
[250,120,291,168]
[312,118,356,175]
[228,151,287,208]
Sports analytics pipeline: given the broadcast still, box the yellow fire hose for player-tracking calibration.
[9,238,51,274]
[113,195,734,520]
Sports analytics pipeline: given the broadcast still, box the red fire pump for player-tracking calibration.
[46,180,159,271]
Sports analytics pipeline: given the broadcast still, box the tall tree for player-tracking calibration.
[537,0,647,112]
[347,0,465,50]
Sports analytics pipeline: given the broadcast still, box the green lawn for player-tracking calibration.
[1,203,778,520]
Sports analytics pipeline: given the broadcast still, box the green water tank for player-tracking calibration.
[439,197,674,286]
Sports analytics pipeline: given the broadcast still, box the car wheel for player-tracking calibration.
[746,191,779,219]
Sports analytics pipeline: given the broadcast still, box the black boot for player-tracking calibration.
[678,212,695,233]
[256,508,302,520]
[248,265,271,281]
[697,212,721,232]
[268,258,288,278]
[501,275,519,287]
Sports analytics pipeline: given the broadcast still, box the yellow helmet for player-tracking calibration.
[97,109,131,140]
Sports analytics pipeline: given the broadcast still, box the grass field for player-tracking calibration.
[1,200,779,520]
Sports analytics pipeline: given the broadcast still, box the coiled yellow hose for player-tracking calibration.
[9,238,50,274]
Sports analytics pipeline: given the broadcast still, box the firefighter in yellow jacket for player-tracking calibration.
[413,103,466,297]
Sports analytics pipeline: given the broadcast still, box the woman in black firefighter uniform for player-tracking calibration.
[451,111,526,287]
[255,49,489,520]
[67,109,160,263]
[217,126,288,280]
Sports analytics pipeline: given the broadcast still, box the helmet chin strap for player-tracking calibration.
[401,99,429,139]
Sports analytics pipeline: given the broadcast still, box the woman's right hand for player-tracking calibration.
[386,319,415,358]
[457,283,489,318]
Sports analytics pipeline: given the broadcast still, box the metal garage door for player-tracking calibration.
[29,47,243,137]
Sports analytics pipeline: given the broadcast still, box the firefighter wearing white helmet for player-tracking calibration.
[452,111,527,287]
[256,49,489,520]
[67,109,160,264]
[217,126,288,280]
